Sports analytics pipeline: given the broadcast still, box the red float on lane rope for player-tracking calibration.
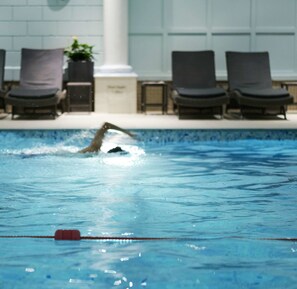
[54,229,81,240]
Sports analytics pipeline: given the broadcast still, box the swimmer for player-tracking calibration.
[79,122,135,154]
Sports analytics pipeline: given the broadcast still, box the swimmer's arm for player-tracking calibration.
[78,122,135,153]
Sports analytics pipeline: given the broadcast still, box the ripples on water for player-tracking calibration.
[0,133,297,288]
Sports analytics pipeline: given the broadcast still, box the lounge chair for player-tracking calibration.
[0,49,5,111]
[171,50,229,119]
[226,51,293,119]
[5,48,66,119]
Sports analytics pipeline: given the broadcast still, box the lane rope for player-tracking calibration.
[0,230,296,242]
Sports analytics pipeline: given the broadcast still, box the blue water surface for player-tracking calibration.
[0,129,297,289]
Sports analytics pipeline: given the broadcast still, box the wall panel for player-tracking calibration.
[129,35,164,75]
[168,0,207,31]
[211,0,251,30]
[129,0,297,80]
[255,0,295,29]
[129,0,163,32]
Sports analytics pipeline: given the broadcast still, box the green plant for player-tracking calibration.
[64,37,94,61]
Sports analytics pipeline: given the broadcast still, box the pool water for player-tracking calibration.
[0,129,297,289]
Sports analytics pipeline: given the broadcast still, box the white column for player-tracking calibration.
[99,0,132,74]
[94,0,137,113]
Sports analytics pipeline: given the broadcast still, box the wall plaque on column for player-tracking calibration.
[95,75,137,113]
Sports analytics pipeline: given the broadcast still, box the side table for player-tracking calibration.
[141,81,168,114]
[67,82,92,112]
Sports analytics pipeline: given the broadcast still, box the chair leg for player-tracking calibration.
[282,106,287,120]
[10,106,15,119]
[141,84,145,113]
[1,99,7,113]
[52,105,57,119]
[61,101,65,113]
[240,107,244,119]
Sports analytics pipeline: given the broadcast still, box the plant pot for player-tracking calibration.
[67,61,94,82]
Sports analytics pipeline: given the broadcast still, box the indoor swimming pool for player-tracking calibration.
[0,129,297,289]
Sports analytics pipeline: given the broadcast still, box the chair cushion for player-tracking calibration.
[9,87,59,99]
[176,87,226,98]
[238,87,290,99]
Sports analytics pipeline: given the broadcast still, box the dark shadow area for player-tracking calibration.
[224,110,285,121]
[47,0,70,11]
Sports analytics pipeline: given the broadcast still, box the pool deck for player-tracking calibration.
[1,111,297,130]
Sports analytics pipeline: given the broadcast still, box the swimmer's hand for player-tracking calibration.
[78,146,97,153]
[105,122,137,139]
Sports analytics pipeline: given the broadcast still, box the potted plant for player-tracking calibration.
[64,36,94,82]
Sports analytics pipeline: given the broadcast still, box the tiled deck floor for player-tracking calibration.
[1,111,297,130]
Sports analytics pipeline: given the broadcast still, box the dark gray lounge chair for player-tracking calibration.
[226,51,293,119]
[171,50,229,119]
[0,49,5,111]
[5,48,66,119]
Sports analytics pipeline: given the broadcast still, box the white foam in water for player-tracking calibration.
[100,144,145,167]
[4,144,79,156]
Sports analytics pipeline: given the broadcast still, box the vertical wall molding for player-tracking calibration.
[295,0,297,74]
[250,0,256,51]
[206,0,213,48]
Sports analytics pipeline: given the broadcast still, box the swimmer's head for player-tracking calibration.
[107,146,125,153]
